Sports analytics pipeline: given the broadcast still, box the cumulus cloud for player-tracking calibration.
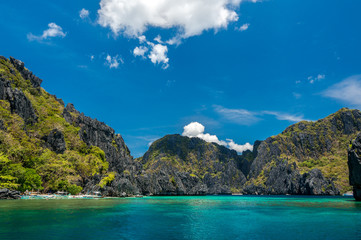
[133,46,148,57]
[236,23,250,31]
[27,23,66,41]
[97,0,242,39]
[322,75,361,106]
[80,8,90,19]
[227,139,253,153]
[182,122,253,153]
[96,0,259,69]
[214,105,309,125]
[105,54,123,69]
[148,44,169,69]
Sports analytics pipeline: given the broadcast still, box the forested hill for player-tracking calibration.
[0,56,136,195]
[0,56,358,196]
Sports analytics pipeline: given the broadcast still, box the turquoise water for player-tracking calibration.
[0,196,361,240]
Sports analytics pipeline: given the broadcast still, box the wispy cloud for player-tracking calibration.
[214,105,309,125]
[308,74,325,84]
[321,75,361,106]
[236,23,250,31]
[27,23,66,41]
[213,105,260,126]
[262,111,308,122]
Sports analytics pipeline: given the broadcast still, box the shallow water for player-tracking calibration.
[0,196,360,240]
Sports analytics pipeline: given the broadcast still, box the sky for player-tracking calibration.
[1,0,361,157]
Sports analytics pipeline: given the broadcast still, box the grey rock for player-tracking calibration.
[138,134,246,195]
[348,133,361,201]
[299,169,339,195]
[42,129,66,154]
[9,57,42,88]
[0,188,21,199]
[0,77,37,124]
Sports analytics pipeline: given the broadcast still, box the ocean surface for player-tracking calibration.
[0,196,360,240]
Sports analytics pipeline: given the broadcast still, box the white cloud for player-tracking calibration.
[236,23,250,31]
[213,105,261,125]
[148,44,169,69]
[214,105,309,125]
[97,0,243,39]
[133,46,148,57]
[27,23,66,41]
[105,54,123,69]
[308,74,325,84]
[90,55,95,61]
[227,139,253,152]
[154,35,163,44]
[262,111,308,122]
[96,0,259,69]
[322,75,361,106]
[182,122,252,153]
[80,8,90,19]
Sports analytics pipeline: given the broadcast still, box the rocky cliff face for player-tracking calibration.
[243,108,361,195]
[62,103,142,196]
[348,133,361,200]
[0,56,139,196]
[137,134,246,195]
[0,55,356,197]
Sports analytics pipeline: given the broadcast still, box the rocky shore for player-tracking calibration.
[0,188,21,199]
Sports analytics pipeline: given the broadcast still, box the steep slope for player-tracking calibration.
[136,134,246,195]
[244,108,361,195]
[348,133,361,201]
[0,56,138,195]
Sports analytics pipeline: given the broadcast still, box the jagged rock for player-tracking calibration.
[76,113,133,172]
[0,77,37,124]
[8,88,37,124]
[348,133,361,201]
[299,169,339,195]
[62,103,79,124]
[138,134,246,195]
[245,108,361,195]
[42,129,66,154]
[0,188,21,199]
[63,103,139,196]
[9,57,42,88]
[50,94,65,106]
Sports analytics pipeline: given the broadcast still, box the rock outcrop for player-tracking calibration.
[348,133,361,201]
[0,188,21,199]
[42,129,66,154]
[0,76,37,124]
[9,57,42,89]
[137,134,246,195]
[243,108,360,195]
[0,56,355,197]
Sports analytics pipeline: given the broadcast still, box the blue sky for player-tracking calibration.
[1,0,361,157]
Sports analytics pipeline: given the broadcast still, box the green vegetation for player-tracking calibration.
[250,108,359,193]
[0,58,110,193]
[99,172,115,188]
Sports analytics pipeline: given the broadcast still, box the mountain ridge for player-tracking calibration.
[0,56,357,197]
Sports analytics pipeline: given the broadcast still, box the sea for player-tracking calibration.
[0,196,360,240]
